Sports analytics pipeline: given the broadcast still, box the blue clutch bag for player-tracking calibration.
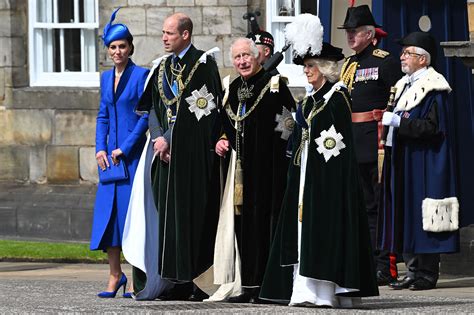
[98,156,128,183]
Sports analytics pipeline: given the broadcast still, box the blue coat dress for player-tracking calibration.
[90,60,149,251]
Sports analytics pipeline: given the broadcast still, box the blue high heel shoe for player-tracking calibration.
[122,292,133,298]
[97,273,127,298]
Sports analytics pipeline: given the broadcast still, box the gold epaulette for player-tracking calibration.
[373,49,390,58]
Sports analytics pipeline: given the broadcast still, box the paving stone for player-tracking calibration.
[0,277,473,313]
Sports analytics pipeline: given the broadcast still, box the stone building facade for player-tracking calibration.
[0,0,261,185]
[0,0,269,241]
[1,2,473,278]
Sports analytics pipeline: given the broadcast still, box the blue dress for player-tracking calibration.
[90,60,149,251]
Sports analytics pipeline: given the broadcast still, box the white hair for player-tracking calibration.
[413,46,431,65]
[311,59,341,83]
[364,25,375,40]
[229,37,259,62]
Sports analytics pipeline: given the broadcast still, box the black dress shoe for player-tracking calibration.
[377,270,397,286]
[226,292,253,303]
[409,278,436,291]
[188,285,209,302]
[388,276,416,290]
[227,288,259,303]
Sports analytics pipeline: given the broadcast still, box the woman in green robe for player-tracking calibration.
[259,36,379,307]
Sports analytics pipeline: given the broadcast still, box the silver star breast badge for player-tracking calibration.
[315,125,346,162]
[274,107,295,140]
[186,85,216,121]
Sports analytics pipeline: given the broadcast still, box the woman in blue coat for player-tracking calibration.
[90,8,149,298]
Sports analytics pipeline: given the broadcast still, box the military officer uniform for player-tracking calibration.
[339,5,403,284]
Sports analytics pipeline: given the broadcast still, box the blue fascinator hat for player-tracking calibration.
[102,7,133,47]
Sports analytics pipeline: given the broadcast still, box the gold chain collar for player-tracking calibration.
[224,80,271,122]
[157,55,203,106]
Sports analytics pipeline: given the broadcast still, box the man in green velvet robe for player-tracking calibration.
[133,12,222,301]
[213,37,296,303]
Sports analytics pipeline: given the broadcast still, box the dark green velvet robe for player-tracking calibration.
[136,45,222,284]
[221,69,296,287]
[260,81,379,302]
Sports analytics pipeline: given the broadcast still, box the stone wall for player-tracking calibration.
[0,0,252,185]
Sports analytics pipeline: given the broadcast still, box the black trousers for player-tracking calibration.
[358,161,394,275]
[403,253,440,284]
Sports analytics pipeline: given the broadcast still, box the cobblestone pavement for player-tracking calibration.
[0,263,473,314]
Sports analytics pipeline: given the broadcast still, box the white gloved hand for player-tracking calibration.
[382,112,401,128]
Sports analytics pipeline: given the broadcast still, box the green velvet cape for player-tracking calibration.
[144,45,222,283]
[220,69,296,287]
[260,82,379,302]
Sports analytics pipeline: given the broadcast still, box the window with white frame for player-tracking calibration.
[28,0,99,87]
[266,0,318,87]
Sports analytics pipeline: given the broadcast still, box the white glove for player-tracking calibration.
[382,112,401,128]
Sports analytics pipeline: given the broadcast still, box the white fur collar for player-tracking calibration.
[394,67,451,112]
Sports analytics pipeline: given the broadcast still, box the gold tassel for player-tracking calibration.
[234,159,243,214]
[298,204,303,222]
[378,148,384,183]
[177,74,184,92]
[293,129,309,166]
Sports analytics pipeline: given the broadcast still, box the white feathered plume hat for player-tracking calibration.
[285,14,344,65]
